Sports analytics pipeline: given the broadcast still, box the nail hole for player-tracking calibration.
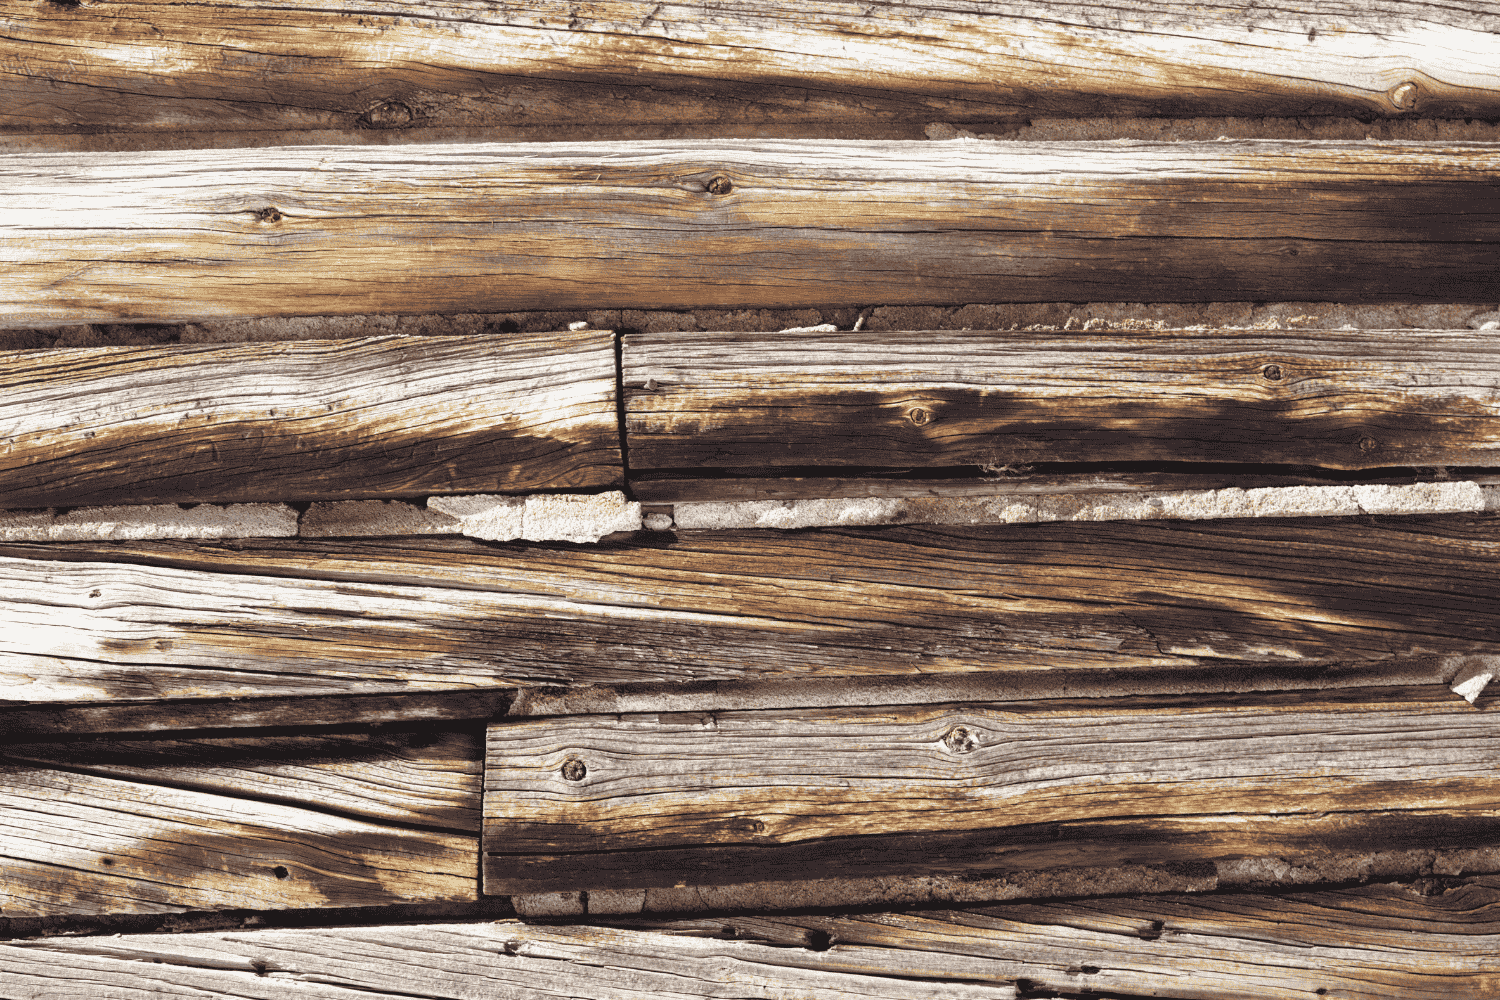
[1316,991,1327,996]
[1080,965,1101,975]
[804,930,832,951]
[272,865,289,879]
[89,589,101,598]
[561,757,587,781]
[1262,364,1283,380]
[252,960,268,976]
[705,175,733,195]
[100,857,115,866]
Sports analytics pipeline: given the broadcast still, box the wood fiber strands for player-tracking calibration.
[7,0,1500,135]
[0,331,620,507]
[624,328,1500,471]
[7,885,1500,1000]
[8,511,1500,708]
[482,688,1500,893]
[0,761,478,917]
[8,140,1500,325]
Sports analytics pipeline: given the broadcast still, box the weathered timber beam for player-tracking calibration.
[625,328,1500,472]
[7,0,1500,136]
[0,332,621,506]
[8,141,1500,325]
[6,514,1500,709]
[0,761,477,917]
[482,687,1500,893]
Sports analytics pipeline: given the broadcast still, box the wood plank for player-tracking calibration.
[482,687,1500,892]
[7,512,1500,709]
[0,331,620,506]
[10,881,1500,1000]
[631,470,1500,504]
[1,726,482,832]
[0,920,1017,1000]
[0,763,476,916]
[624,328,1500,472]
[9,141,1500,325]
[7,0,1500,136]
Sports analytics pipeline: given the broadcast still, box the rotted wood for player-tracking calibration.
[6,512,1500,711]
[6,0,1500,136]
[482,686,1500,893]
[0,758,477,917]
[624,328,1500,472]
[0,331,620,506]
[8,141,1500,326]
[8,881,1500,999]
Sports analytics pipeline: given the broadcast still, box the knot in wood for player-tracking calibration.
[253,207,282,224]
[705,174,734,195]
[560,757,587,781]
[360,101,413,129]
[907,406,934,426]
[944,726,977,754]
[1389,81,1419,111]
[1262,364,1283,381]
[1358,436,1379,453]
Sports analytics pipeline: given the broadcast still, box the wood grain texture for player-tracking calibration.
[8,512,1500,707]
[625,328,1500,471]
[0,331,619,506]
[2,727,482,832]
[9,140,1500,325]
[0,763,476,916]
[9,882,1500,1000]
[482,687,1500,891]
[0,920,1018,1000]
[6,0,1500,135]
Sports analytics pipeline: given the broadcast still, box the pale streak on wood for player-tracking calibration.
[625,328,1500,471]
[0,332,621,506]
[482,691,1500,856]
[670,481,1485,529]
[0,920,1018,1000]
[0,502,298,540]
[9,510,1500,708]
[5,0,1500,134]
[2,728,483,832]
[0,765,476,916]
[7,141,1500,325]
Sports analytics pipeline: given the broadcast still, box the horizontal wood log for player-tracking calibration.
[10,882,1500,1000]
[7,0,1500,136]
[483,687,1500,892]
[7,513,1500,708]
[0,332,620,506]
[631,470,1500,504]
[0,762,476,916]
[9,141,1500,325]
[2,726,482,832]
[624,329,1500,471]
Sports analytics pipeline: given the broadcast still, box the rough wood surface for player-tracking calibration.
[7,0,1500,135]
[9,140,1500,325]
[2,726,482,832]
[482,686,1500,891]
[0,762,476,916]
[624,328,1500,471]
[0,332,620,506]
[8,512,1500,708]
[9,881,1500,999]
[0,919,1017,1000]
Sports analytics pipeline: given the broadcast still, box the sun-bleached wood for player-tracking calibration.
[625,328,1500,471]
[2,727,482,832]
[8,141,1500,326]
[0,763,476,916]
[482,687,1500,892]
[0,920,1018,1000]
[7,512,1500,709]
[9,881,1500,1000]
[0,332,620,506]
[6,0,1500,135]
